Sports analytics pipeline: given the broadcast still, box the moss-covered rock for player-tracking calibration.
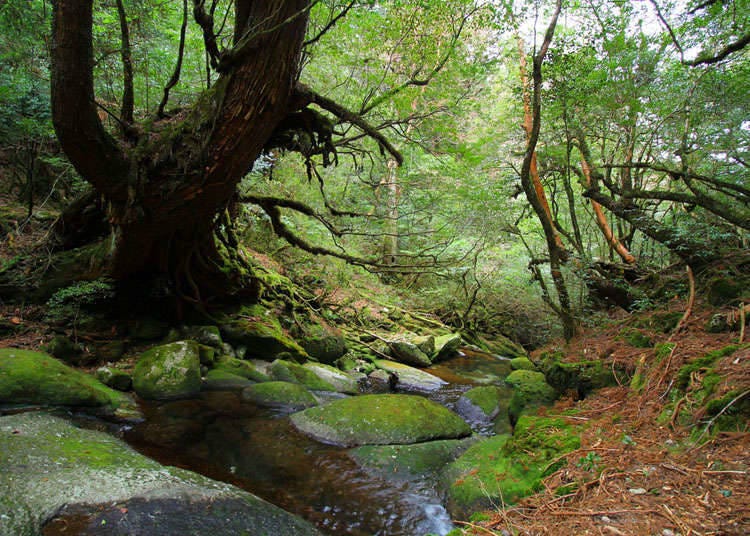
[269,359,336,391]
[0,412,322,536]
[212,356,270,383]
[132,340,202,400]
[0,349,138,419]
[241,381,318,410]
[95,366,133,392]
[303,362,359,394]
[202,369,254,391]
[510,357,537,371]
[443,415,582,518]
[220,304,307,360]
[505,369,558,424]
[413,335,436,356]
[180,325,224,349]
[477,334,526,358]
[299,324,347,364]
[349,438,475,480]
[388,340,432,367]
[290,394,471,447]
[538,353,623,397]
[455,386,509,425]
[505,369,557,403]
[432,333,463,362]
[374,360,447,391]
[43,335,85,365]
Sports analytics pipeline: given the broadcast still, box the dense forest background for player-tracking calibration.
[0,0,748,346]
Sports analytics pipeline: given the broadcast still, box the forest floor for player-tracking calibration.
[470,299,749,536]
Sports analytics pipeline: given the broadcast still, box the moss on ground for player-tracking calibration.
[443,415,582,517]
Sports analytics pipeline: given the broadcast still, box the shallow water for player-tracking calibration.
[123,349,513,535]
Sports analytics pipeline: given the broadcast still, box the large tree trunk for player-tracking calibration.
[51,0,310,299]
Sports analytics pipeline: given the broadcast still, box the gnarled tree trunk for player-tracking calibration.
[51,0,310,300]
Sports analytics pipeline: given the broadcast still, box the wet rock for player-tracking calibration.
[373,360,448,392]
[349,438,476,480]
[299,325,347,364]
[269,359,336,391]
[132,340,202,400]
[0,412,322,536]
[455,385,509,425]
[290,394,471,447]
[303,362,359,394]
[388,340,432,367]
[432,333,462,362]
[412,335,435,356]
[219,305,307,360]
[0,348,138,419]
[212,356,270,383]
[202,369,254,391]
[95,366,132,392]
[242,381,318,410]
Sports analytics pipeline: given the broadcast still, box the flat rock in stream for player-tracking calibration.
[0,412,322,536]
[373,360,447,392]
[290,394,471,447]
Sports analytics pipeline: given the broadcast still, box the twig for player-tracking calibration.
[689,389,750,449]
[452,520,499,535]
[669,265,694,341]
[740,302,746,343]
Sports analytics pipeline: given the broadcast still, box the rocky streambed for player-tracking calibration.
[1,318,624,535]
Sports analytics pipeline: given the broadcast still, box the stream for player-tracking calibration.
[122,349,513,536]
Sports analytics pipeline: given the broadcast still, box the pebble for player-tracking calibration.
[601,516,612,523]
[629,487,648,495]
[662,529,675,536]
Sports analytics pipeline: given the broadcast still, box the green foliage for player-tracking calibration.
[46,279,116,320]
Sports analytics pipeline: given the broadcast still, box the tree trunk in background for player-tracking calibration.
[381,159,400,266]
[579,152,636,264]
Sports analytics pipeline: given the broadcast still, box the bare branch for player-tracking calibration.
[304,0,356,48]
[158,0,189,117]
[115,0,134,126]
[295,84,404,165]
[687,31,750,66]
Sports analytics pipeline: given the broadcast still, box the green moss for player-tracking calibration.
[290,394,471,447]
[703,390,750,432]
[621,328,653,348]
[510,357,537,371]
[505,370,557,402]
[241,381,317,409]
[299,324,347,364]
[676,345,739,390]
[213,356,270,383]
[707,277,746,306]
[444,416,581,517]
[269,359,336,391]
[539,353,622,397]
[0,349,133,415]
[461,386,505,418]
[220,304,307,360]
[132,340,202,400]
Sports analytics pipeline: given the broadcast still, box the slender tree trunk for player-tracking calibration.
[381,158,400,266]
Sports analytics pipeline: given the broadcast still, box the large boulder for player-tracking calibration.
[505,369,558,423]
[220,304,307,360]
[299,324,347,364]
[290,394,471,447]
[0,412,322,536]
[211,356,270,383]
[373,360,447,392]
[0,348,138,419]
[133,340,202,400]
